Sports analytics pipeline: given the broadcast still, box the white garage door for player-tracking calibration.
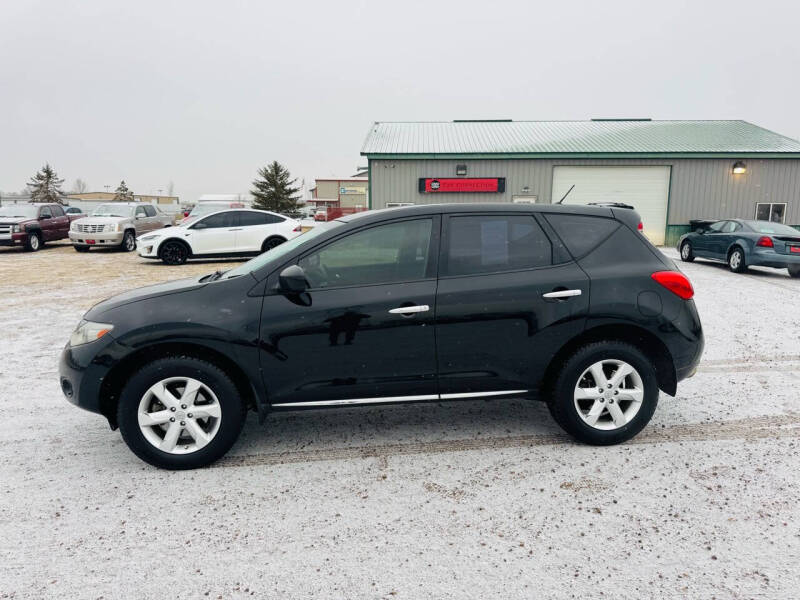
[551,166,671,245]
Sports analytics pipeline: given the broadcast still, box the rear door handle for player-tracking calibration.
[542,289,582,299]
[228,228,243,231]
[389,305,430,315]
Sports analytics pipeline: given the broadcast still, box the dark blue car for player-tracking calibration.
[678,219,800,277]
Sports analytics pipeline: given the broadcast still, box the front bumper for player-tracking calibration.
[69,230,124,246]
[0,232,27,246]
[59,336,129,419]
[137,238,161,258]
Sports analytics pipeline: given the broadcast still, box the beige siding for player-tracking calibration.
[369,158,800,225]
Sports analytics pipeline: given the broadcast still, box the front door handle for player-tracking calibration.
[388,305,430,315]
[542,289,582,299]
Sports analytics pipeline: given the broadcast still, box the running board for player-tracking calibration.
[270,390,529,409]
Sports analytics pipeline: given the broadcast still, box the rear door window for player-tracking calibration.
[443,215,552,276]
[237,211,269,226]
[543,214,619,258]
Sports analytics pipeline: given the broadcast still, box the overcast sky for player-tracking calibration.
[2,0,799,202]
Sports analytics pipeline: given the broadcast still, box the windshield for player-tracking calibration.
[223,222,340,279]
[744,220,799,235]
[92,204,134,217]
[0,204,38,218]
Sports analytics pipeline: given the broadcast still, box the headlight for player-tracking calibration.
[69,320,114,346]
[138,233,158,241]
[11,224,23,233]
[70,221,78,231]
[105,223,117,232]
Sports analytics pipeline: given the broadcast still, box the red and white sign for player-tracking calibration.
[418,178,505,193]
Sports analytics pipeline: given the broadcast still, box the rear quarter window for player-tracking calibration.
[544,214,620,258]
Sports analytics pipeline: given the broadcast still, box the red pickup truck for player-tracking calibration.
[0,203,85,251]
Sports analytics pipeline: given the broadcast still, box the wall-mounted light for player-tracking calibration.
[456,164,467,176]
[732,161,747,174]
[521,185,530,194]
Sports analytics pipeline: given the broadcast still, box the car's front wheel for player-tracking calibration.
[160,240,190,265]
[680,240,695,262]
[728,246,747,273]
[117,356,246,469]
[548,341,659,445]
[25,231,42,252]
[120,230,136,252]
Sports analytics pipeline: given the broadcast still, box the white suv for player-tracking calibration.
[137,209,303,265]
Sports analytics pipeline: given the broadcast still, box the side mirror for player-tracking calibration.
[279,265,309,294]
[39,214,51,220]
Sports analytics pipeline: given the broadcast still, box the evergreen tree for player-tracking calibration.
[113,180,134,202]
[27,163,66,204]
[251,161,300,214]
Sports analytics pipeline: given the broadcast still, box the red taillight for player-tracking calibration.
[756,236,773,248]
[651,270,694,300]
[637,221,644,231]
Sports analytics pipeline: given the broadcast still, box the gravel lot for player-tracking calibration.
[1,241,799,599]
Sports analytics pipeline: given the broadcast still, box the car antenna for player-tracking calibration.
[556,184,575,204]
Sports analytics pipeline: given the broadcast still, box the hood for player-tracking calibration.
[77,215,132,225]
[0,217,31,225]
[86,276,206,317]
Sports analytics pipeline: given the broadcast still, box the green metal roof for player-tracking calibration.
[361,120,800,157]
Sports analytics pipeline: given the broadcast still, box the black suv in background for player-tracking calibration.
[60,204,703,469]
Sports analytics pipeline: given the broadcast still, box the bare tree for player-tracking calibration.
[72,178,89,193]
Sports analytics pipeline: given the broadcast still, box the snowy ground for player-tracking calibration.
[1,242,799,599]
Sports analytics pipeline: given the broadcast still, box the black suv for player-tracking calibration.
[60,204,703,469]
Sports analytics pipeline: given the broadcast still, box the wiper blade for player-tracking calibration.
[200,270,223,282]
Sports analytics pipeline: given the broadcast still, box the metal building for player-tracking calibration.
[361,119,800,245]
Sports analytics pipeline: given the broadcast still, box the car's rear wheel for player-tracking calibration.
[74,245,90,252]
[160,240,190,265]
[120,230,136,252]
[789,265,800,278]
[680,240,694,262]
[728,246,747,273]
[548,341,659,445]
[25,231,42,252]
[261,236,287,253]
[117,356,246,469]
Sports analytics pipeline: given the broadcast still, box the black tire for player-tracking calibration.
[728,246,747,273]
[117,356,246,469]
[160,240,190,265]
[74,245,90,252]
[261,236,287,253]
[120,230,136,252]
[548,341,659,445]
[25,231,42,252]
[679,240,695,262]
[789,265,800,279]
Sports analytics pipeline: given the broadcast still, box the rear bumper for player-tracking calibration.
[748,249,800,269]
[671,300,704,385]
[69,231,124,246]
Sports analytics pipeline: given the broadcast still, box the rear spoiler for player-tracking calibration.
[610,207,643,232]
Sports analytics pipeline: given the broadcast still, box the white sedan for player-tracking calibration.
[137,209,303,265]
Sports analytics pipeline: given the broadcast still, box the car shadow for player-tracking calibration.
[690,258,794,280]
[231,397,560,458]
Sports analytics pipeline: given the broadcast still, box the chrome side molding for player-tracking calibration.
[271,389,528,408]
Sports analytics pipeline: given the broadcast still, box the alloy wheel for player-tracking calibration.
[681,243,691,260]
[162,242,187,264]
[30,234,40,250]
[137,377,222,454]
[124,232,135,251]
[730,251,742,270]
[573,359,644,430]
